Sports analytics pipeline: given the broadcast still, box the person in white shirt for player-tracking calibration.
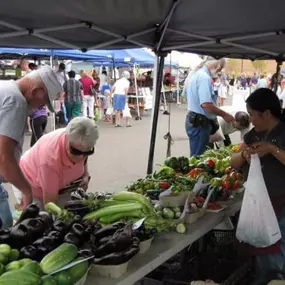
[111,71,130,127]
[210,111,250,147]
[55,63,68,87]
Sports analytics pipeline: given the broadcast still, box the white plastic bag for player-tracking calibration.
[236,154,281,247]
[106,107,113,116]
[123,104,132,119]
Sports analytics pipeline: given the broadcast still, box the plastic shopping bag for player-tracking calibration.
[106,107,113,116]
[236,154,281,247]
[123,105,132,119]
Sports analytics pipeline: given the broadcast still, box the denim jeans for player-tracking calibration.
[185,114,211,156]
[251,212,285,285]
[0,185,13,229]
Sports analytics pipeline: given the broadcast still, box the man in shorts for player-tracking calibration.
[0,65,62,228]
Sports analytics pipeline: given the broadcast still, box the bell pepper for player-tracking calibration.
[159,181,169,190]
[189,156,198,166]
[232,180,241,189]
[210,177,222,187]
[206,159,215,169]
[225,167,233,174]
[222,180,231,190]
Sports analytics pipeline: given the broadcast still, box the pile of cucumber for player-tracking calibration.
[154,204,183,220]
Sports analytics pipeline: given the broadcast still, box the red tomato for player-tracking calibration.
[225,167,233,174]
[232,181,240,189]
[222,181,231,190]
[234,172,243,181]
[159,181,169,190]
[206,159,215,168]
[207,202,222,210]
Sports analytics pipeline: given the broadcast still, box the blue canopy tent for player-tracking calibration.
[91,48,177,67]
[0,47,111,61]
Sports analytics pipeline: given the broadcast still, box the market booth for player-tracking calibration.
[0,0,285,284]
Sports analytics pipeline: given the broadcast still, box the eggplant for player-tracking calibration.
[20,245,43,261]
[0,229,11,245]
[15,204,40,225]
[93,225,133,258]
[64,233,80,246]
[93,246,139,265]
[38,211,53,228]
[71,223,89,241]
[78,249,94,258]
[21,218,44,233]
[10,224,30,247]
[52,220,69,233]
[71,189,88,200]
[93,224,124,241]
[98,235,113,245]
[64,200,90,216]
[33,236,55,247]
[48,231,64,242]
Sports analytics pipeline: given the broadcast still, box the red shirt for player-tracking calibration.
[80,76,94,95]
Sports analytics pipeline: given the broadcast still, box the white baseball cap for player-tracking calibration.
[38,65,63,112]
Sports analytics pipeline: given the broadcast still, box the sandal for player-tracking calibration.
[115,124,122,127]
[126,124,132,127]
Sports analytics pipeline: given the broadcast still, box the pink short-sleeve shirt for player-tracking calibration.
[20,128,85,199]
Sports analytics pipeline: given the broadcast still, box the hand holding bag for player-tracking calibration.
[236,154,281,247]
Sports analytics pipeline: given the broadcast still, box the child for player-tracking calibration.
[100,82,112,122]
[123,103,132,127]
[104,90,113,122]
[210,111,250,147]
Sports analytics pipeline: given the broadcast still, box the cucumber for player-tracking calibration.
[21,261,43,276]
[67,257,89,283]
[0,270,41,285]
[112,191,154,213]
[83,203,142,220]
[40,243,78,274]
[41,275,57,285]
[9,249,20,262]
[54,271,72,285]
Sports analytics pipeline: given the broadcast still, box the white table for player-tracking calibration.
[85,198,242,285]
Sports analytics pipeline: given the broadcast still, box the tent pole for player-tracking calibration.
[133,63,141,120]
[48,50,56,133]
[112,58,116,81]
[176,67,180,105]
[147,54,166,174]
[274,60,282,93]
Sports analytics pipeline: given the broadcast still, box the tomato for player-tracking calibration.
[225,167,233,174]
[206,159,215,169]
[232,181,240,189]
[159,181,169,190]
[222,181,231,190]
[234,172,243,181]
[207,202,222,210]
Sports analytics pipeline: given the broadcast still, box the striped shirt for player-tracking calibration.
[63,79,82,103]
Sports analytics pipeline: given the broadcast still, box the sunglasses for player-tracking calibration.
[69,145,95,156]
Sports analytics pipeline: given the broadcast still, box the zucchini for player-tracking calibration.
[112,191,154,213]
[99,210,145,224]
[0,270,41,285]
[83,203,142,220]
[40,243,78,274]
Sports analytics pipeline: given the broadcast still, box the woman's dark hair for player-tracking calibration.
[246,88,285,121]
[67,70,76,78]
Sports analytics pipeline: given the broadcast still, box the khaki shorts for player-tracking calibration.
[12,186,71,210]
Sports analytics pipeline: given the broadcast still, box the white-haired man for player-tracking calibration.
[183,57,235,156]
[0,65,62,228]
[13,117,99,209]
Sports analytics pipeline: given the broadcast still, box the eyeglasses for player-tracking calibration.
[69,145,95,156]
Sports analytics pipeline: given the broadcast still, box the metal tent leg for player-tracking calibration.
[274,60,283,93]
[147,54,166,175]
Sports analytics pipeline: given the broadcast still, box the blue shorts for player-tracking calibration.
[113,94,126,111]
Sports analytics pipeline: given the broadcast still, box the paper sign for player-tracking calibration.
[202,187,215,209]
[49,255,94,275]
[132,218,146,230]
[159,186,173,198]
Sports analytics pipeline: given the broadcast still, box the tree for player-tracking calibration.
[252,60,267,72]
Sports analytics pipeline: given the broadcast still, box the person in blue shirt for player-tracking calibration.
[183,57,235,156]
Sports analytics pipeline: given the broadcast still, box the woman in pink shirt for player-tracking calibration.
[13,117,99,209]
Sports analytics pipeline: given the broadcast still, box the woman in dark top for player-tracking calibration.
[30,106,48,147]
[231,88,285,284]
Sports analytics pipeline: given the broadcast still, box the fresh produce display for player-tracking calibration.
[0,145,244,283]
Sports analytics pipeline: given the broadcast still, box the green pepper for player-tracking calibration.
[189,156,198,166]
[164,157,180,169]
[210,177,222,187]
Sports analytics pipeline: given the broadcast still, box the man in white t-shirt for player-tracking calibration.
[0,66,62,228]
[111,71,130,127]
[210,111,250,147]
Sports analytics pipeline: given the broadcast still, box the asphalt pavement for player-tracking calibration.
[6,95,241,208]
